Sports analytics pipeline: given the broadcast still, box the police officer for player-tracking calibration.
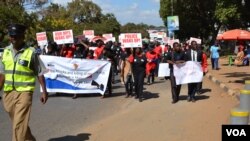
[166,42,185,104]
[0,23,48,141]
[0,30,5,100]
[128,47,147,102]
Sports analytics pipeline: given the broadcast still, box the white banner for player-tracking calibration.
[158,63,170,77]
[53,30,74,45]
[36,32,48,48]
[174,61,203,85]
[119,33,142,48]
[40,55,111,95]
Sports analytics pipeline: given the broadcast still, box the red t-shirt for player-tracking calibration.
[94,46,105,59]
[145,51,157,74]
[62,47,75,58]
[154,45,162,58]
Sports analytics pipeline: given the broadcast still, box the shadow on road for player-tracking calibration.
[222,72,250,84]
[48,133,91,141]
[200,88,212,94]
[143,91,159,101]
[179,95,210,101]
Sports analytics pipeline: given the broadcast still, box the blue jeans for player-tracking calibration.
[211,58,219,69]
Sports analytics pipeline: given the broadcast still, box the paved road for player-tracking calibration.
[0,76,170,141]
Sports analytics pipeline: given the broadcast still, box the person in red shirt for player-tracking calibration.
[154,42,162,57]
[197,46,208,95]
[145,47,157,85]
[153,42,162,76]
[94,40,105,59]
[60,44,75,58]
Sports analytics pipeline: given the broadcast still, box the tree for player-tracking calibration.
[92,13,120,37]
[67,0,102,24]
[159,0,250,44]
[121,23,149,38]
[0,0,49,43]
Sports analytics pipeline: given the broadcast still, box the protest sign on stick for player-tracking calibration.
[119,33,142,48]
[53,30,74,44]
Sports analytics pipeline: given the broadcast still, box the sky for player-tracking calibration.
[51,0,164,26]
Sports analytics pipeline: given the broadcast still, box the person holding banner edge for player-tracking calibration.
[166,42,186,104]
[98,46,114,98]
[185,40,203,102]
[0,23,48,141]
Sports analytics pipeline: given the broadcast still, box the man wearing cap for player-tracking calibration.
[0,23,48,141]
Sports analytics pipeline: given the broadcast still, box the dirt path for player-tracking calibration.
[81,77,238,141]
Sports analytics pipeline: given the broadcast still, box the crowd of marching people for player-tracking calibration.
[34,37,210,103]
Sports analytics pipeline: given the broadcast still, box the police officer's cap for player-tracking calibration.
[7,23,26,36]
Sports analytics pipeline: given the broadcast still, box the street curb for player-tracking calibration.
[205,73,238,96]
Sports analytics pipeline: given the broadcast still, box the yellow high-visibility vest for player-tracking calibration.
[2,47,35,92]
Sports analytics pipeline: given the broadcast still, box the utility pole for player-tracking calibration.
[169,0,174,39]
[171,0,173,16]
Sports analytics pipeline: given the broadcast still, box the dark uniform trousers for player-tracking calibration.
[188,83,198,99]
[170,71,181,101]
[2,90,36,141]
[133,72,144,99]
[132,55,146,100]
[125,74,133,95]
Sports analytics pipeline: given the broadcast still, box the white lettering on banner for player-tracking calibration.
[158,63,170,77]
[53,30,74,44]
[39,55,111,95]
[119,33,142,48]
[174,61,203,85]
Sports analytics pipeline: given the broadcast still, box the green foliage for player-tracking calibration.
[159,0,250,44]
[0,0,161,44]
[121,23,149,38]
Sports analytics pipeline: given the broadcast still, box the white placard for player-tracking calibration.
[189,37,202,45]
[167,39,180,47]
[36,32,48,48]
[53,30,74,45]
[83,30,95,40]
[158,63,170,77]
[103,33,115,42]
[119,33,142,48]
[174,61,203,85]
